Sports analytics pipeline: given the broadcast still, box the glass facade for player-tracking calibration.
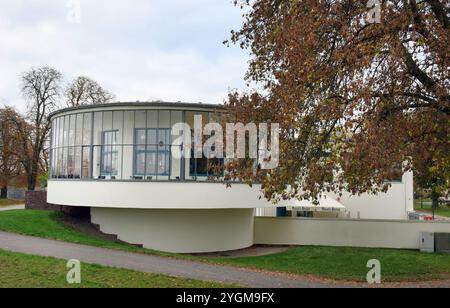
[50,109,224,182]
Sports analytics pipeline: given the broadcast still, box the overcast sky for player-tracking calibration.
[0,0,250,112]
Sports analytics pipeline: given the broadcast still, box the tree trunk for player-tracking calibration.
[0,186,7,199]
[27,159,39,191]
[431,191,439,220]
[27,176,36,191]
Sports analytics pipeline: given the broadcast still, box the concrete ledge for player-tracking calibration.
[254,217,450,249]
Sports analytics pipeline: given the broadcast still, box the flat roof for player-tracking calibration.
[49,101,225,119]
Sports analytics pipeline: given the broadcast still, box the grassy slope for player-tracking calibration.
[0,249,232,288]
[0,210,449,282]
[414,201,450,218]
[0,199,24,207]
[0,210,176,257]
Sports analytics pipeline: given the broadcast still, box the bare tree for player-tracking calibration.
[65,76,115,107]
[0,107,23,198]
[20,66,62,190]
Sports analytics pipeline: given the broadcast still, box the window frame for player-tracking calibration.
[100,129,119,176]
[133,128,171,177]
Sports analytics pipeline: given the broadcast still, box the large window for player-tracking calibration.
[134,128,170,178]
[50,109,225,182]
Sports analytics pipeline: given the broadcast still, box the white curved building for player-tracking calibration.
[47,101,414,253]
[47,102,279,253]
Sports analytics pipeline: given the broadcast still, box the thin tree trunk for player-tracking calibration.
[27,158,39,191]
[431,191,439,220]
[0,186,7,199]
[27,176,36,191]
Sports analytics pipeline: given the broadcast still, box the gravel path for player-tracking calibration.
[0,231,346,288]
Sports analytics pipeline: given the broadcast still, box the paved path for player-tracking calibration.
[0,204,25,212]
[0,231,347,288]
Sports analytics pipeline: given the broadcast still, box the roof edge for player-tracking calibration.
[49,101,225,119]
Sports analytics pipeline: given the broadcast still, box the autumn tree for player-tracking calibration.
[226,0,449,202]
[65,76,115,107]
[19,66,63,190]
[0,107,23,198]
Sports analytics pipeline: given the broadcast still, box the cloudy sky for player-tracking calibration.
[0,0,250,112]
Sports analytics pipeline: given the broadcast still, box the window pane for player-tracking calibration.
[196,157,208,175]
[93,146,102,179]
[67,147,75,177]
[147,129,157,144]
[63,116,70,147]
[52,119,58,149]
[146,146,157,175]
[51,119,56,149]
[73,147,81,178]
[135,147,146,175]
[136,129,146,145]
[93,112,103,145]
[158,149,170,175]
[186,111,195,128]
[62,147,68,177]
[123,145,133,180]
[58,117,64,148]
[209,111,222,123]
[135,110,146,128]
[58,145,63,177]
[82,113,92,145]
[82,146,91,179]
[53,148,59,178]
[68,114,76,146]
[123,111,134,145]
[52,148,57,178]
[113,111,123,144]
[103,111,113,131]
[101,131,118,176]
[209,158,224,177]
[158,129,170,145]
[75,114,83,146]
[159,110,170,128]
[147,110,157,129]
[170,111,182,180]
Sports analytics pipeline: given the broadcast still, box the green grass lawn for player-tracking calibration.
[0,209,449,283]
[0,199,24,207]
[0,249,232,288]
[213,246,450,282]
[414,201,450,218]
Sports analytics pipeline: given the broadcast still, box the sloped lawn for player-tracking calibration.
[0,209,449,283]
[0,249,233,288]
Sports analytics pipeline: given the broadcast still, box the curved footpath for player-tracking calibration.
[0,231,449,288]
[0,231,343,288]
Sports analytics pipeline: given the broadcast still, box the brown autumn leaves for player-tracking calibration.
[225,0,449,202]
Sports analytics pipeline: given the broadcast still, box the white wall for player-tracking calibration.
[254,216,450,249]
[47,180,290,209]
[329,172,414,220]
[91,207,254,253]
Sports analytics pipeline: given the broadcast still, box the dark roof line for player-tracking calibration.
[49,101,225,118]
